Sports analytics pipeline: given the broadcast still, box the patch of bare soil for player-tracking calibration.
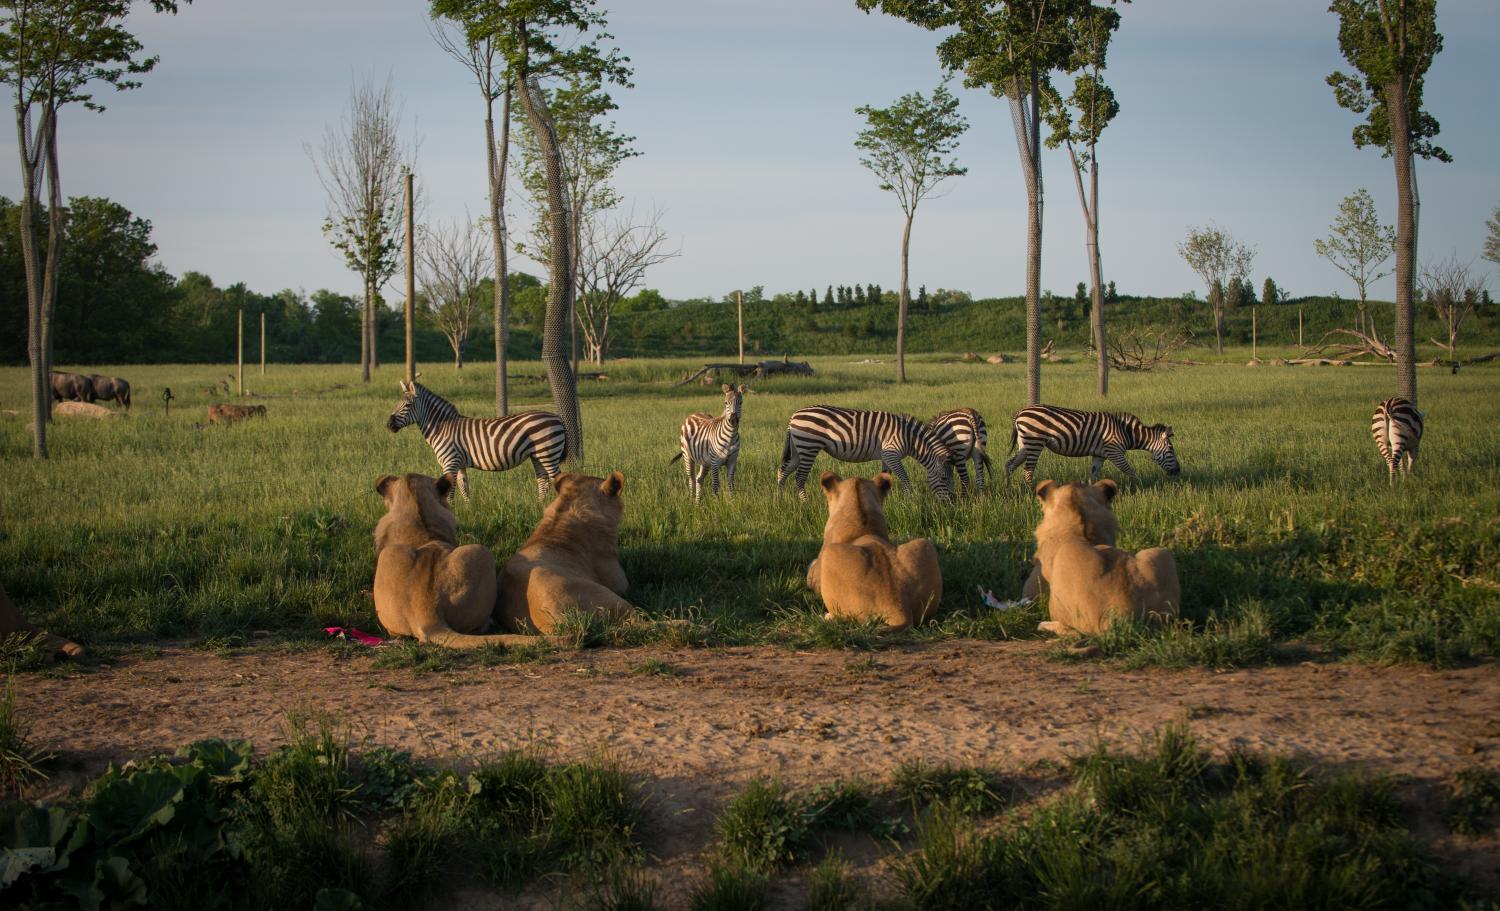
[16,641,1500,907]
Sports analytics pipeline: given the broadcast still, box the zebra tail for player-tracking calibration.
[780,429,793,468]
[668,451,683,465]
[1008,423,1018,453]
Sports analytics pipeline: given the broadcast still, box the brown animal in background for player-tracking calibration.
[500,472,636,634]
[806,471,942,631]
[1029,479,1180,637]
[49,371,96,403]
[0,584,83,659]
[87,374,131,410]
[372,473,534,649]
[207,403,267,425]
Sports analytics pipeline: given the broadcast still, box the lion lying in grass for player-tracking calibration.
[0,583,83,659]
[806,471,942,631]
[373,473,535,649]
[1028,479,1179,636]
[500,471,636,635]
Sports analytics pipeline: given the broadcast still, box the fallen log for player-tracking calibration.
[676,358,814,386]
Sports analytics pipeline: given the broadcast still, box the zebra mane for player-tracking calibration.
[414,383,459,418]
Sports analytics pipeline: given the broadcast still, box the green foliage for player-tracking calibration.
[1445,765,1500,836]
[854,82,968,216]
[688,861,768,911]
[804,853,866,911]
[1327,0,1450,162]
[1313,187,1396,305]
[714,779,897,871]
[0,673,51,797]
[894,760,1011,816]
[1485,205,1500,267]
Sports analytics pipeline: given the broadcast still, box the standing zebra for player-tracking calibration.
[777,405,953,501]
[1005,404,1179,485]
[926,407,991,494]
[669,383,746,503]
[1371,396,1424,481]
[387,380,567,502]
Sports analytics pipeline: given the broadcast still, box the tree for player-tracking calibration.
[420,217,490,369]
[1178,224,1255,354]
[824,285,834,306]
[1042,0,1123,397]
[434,0,631,463]
[858,0,1095,405]
[1,0,188,458]
[1261,277,1283,307]
[1484,205,1499,266]
[575,207,677,363]
[1420,253,1484,361]
[1313,187,1396,333]
[307,76,414,384]
[431,12,514,415]
[1328,0,1450,408]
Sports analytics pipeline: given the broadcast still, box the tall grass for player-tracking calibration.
[2,356,1497,667]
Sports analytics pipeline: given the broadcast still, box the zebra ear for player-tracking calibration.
[1092,478,1119,503]
[721,383,732,393]
[873,472,893,498]
[375,474,399,499]
[819,471,842,496]
[1034,479,1058,504]
[601,471,625,497]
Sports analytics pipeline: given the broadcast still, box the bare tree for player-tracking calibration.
[420,218,491,370]
[1314,187,1395,333]
[1178,224,1256,355]
[1420,253,1485,362]
[307,76,414,383]
[431,17,513,414]
[576,207,679,364]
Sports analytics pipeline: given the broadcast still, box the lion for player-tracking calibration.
[1028,479,1179,637]
[0,583,83,659]
[805,471,942,631]
[500,471,636,635]
[373,472,534,649]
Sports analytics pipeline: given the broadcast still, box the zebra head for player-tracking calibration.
[387,380,421,433]
[912,422,955,500]
[1145,424,1180,476]
[721,383,746,427]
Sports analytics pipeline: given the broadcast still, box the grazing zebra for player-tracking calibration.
[386,380,567,502]
[1005,404,1180,485]
[926,407,992,494]
[1371,396,1424,481]
[777,405,953,501]
[669,383,746,503]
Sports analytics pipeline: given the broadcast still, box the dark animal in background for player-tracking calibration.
[49,371,96,403]
[88,374,131,410]
[1371,396,1424,481]
[207,403,267,425]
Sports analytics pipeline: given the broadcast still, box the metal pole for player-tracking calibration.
[404,171,416,385]
[260,311,266,376]
[1252,306,1258,360]
[737,290,744,365]
[237,308,244,397]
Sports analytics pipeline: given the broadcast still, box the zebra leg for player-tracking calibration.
[1090,456,1104,481]
[1023,449,1042,487]
[682,452,695,493]
[1004,445,1030,482]
[710,466,721,495]
[954,462,971,495]
[691,464,708,504]
[794,455,816,501]
[531,458,551,501]
[974,454,987,493]
[1106,449,1139,482]
[882,453,912,493]
[456,468,472,504]
[724,453,738,494]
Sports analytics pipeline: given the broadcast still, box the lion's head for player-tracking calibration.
[544,471,626,536]
[374,472,458,549]
[1033,479,1120,547]
[819,470,892,543]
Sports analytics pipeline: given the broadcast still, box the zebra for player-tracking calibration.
[1371,396,1424,481]
[926,407,992,494]
[1004,404,1180,486]
[777,405,953,501]
[669,383,746,503]
[386,380,567,503]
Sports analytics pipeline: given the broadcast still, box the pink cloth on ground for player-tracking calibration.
[324,626,386,646]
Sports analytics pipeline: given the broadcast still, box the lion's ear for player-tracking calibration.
[1092,478,1118,503]
[721,383,732,393]
[873,472,893,498]
[1034,479,1058,503]
[820,471,841,497]
[375,475,398,499]
[551,473,571,494]
[737,384,748,394]
[436,474,454,498]
[601,471,625,497]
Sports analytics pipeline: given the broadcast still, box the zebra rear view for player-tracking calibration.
[777,405,953,501]
[387,380,567,503]
[926,407,991,494]
[1005,404,1179,486]
[1371,396,1424,481]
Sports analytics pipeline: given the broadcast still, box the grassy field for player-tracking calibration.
[2,353,1498,666]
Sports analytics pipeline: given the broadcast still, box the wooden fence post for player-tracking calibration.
[1252,306,1258,360]
[737,290,744,365]
[237,308,244,397]
[1298,306,1303,348]
[404,171,416,385]
[260,311,266,376]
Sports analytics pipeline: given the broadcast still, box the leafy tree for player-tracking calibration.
[1313,187,1395,333]
[809,288,818,306]
[824,285,834,306]
[1261,277,1282,307]
[307,76,414,384]
[1484,204,1499,267]
[858,0,1095,405]
[1,0,188,458]
[1328,0,1451,407]
[433,0,632,462]
[854,284,866,306]
[1178,224,1255,354]
[1106,279,1117,302]
[918,284,929,311]
[1043,0,1123,396]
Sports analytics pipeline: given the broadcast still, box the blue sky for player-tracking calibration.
[6,0,1497,302]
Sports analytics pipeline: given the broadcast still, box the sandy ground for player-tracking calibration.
[15,641,1500,906]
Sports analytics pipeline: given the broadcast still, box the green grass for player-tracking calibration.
[714,779,900,871]
[0,671,51,796]
[1446,765,1500,836]
[688,862,770,911]
[2,354,1498,668]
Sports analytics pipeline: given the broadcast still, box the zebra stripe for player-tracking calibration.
[776,405,953,501]
[671,384,745,503]
[1004,404,1179,485]
[386,381,567,502]
[1371,396,1424,481]
[926,407,991,494]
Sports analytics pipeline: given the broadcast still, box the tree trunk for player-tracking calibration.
[237,308,244,396]
[1213,304,1224,355]
[1387,79,1417,407]
[519,74,581,462]
[17,106,47,458]
[1009,73,1044,406]
[370,299,380,370]
[261,311,266,375]
[41,106,61,421]
[360,279,371,382]
[737,290,744,365]
[897,212,912,384]
[489,82,513,417]
[1067,138,1107,397]
[404,172,416,384]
